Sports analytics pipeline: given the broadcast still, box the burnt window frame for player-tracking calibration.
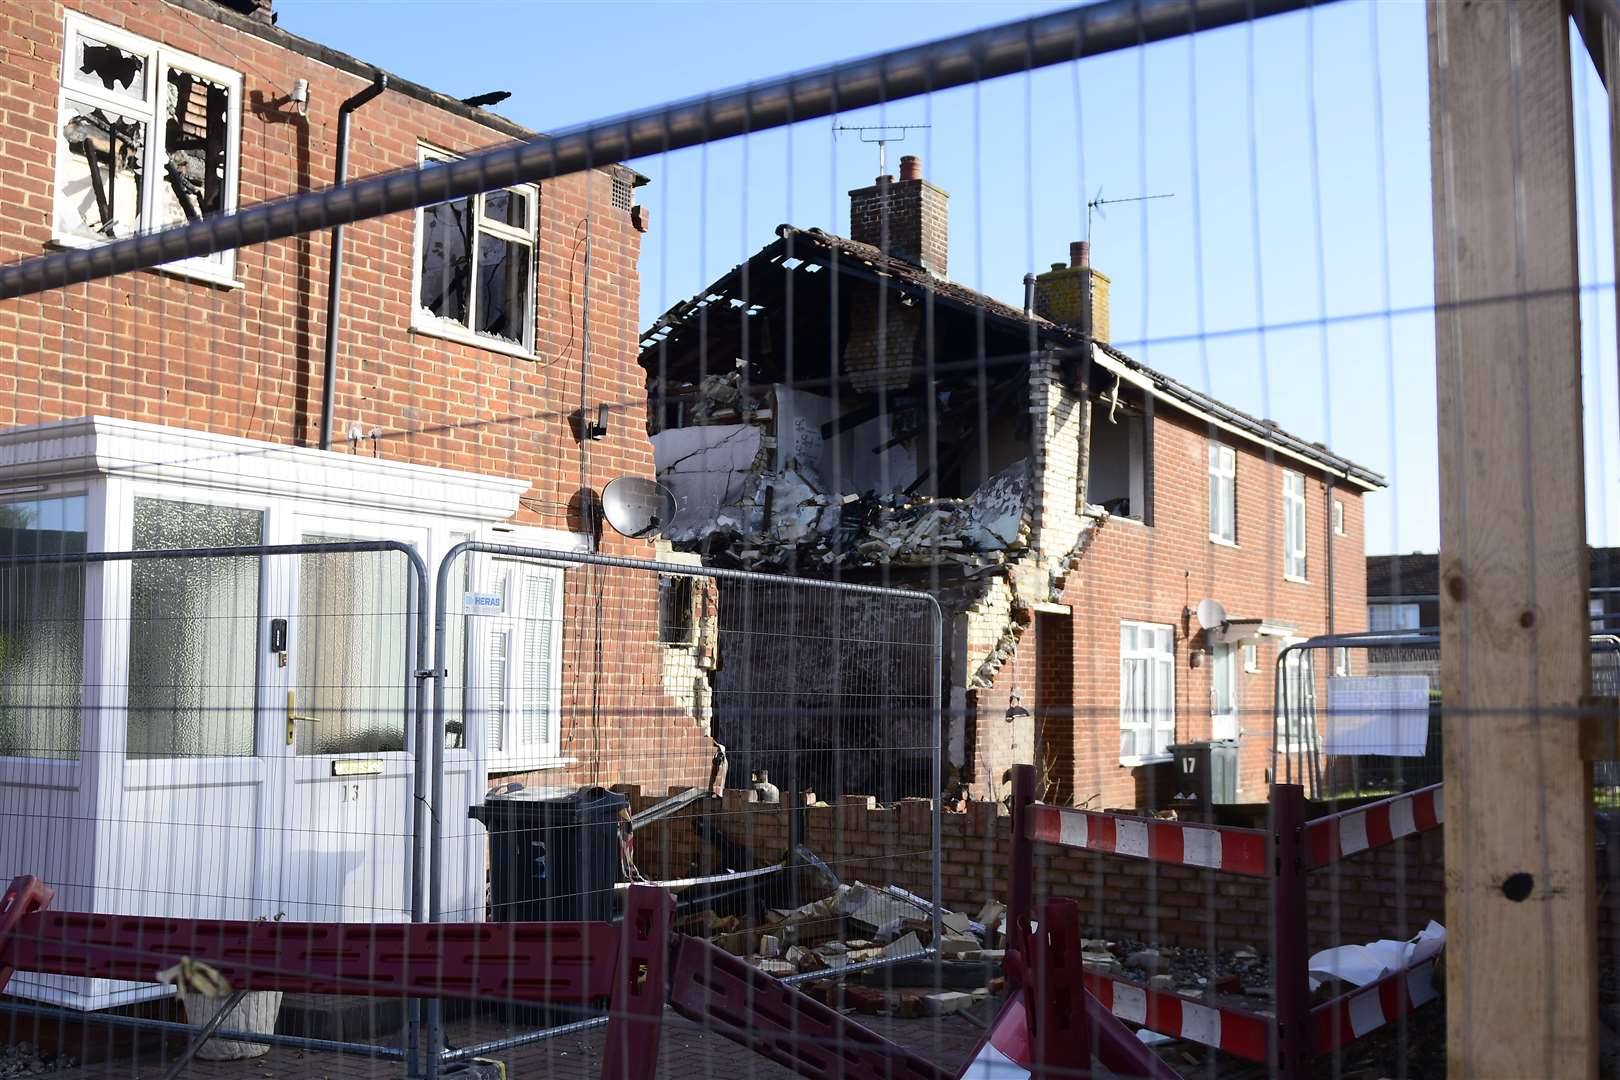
[411,144,540,359]
[51,12,242,285]
[658,573,696,647]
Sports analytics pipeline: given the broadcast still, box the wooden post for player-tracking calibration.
[1427,2,1597,1076]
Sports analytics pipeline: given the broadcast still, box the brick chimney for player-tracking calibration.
[848,154,949,277]
[1033,240,1110,343]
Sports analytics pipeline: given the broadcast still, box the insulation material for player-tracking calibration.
[653,425,764,540]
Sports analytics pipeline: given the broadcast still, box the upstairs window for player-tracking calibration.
[1369,603,1421,632]
[414,146,539,355]
[52,13,241,282]
[1283,470,1308,581]
[1208,443,1236,545]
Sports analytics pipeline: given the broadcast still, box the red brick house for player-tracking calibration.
[0,0,716,1005]
[640,155,1383,811]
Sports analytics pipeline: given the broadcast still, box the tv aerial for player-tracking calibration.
[601,476,677,539]
[833,121,932,175]
[1085,187,1175,242]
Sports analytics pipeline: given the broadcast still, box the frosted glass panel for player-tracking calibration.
[295,537,408,755]
[0,496,87,760]
[127,498,261,758]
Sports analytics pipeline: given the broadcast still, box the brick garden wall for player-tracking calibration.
[623,788,1620,957]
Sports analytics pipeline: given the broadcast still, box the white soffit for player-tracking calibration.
[0,416,528,522]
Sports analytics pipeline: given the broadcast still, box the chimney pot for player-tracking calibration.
[899,155,922,182]
[1071,240,1089,268]
[1050,262,1065,273]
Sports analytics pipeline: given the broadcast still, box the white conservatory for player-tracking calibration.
[0,416,581,1009]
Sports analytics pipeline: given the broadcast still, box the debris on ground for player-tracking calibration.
[0,1042,76,1078]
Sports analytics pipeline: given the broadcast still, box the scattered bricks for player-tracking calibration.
[845,985,887,1015]
[801,980,841,1009]
[927,991,973,1015]
[892,991,929,1019]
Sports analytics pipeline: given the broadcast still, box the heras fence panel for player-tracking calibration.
[425,542,943,1069]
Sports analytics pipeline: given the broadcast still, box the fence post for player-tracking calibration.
[1008,763,1037,959]
[1428,2,1597,1075]
[1271,783,1309,1080]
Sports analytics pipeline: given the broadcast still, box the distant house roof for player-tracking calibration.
[640,224,1385,490]
[1366,553,1442,600]
[1370,548,1620,600]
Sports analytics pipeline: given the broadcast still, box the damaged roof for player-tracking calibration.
[640,224,1385,491]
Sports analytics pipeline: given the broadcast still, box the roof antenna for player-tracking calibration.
[1086,187,1175,245]
[833,122,932,176]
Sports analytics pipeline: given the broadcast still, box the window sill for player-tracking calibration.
[46,236,244,290]
[410,318,536,360]
[1284,574,1310,586]
[1208,535,1238,549]
[1119,754,1172,768]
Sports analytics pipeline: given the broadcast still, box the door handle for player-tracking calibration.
[286,690,322,746]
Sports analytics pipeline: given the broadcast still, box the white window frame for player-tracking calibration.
[473,557,564,768]
[1276,636,1316,753]
[1119,620,1175,766]
[1208,443,1236,546]
[1282,470,1308,582]
[412,144,540,359]
[1210,642,1238,740]
[1368,603,1420,632]
[1333,647,1351,677]
[1242,641,1260,674]
[1332,499,1346,536]
[52,12,242,285]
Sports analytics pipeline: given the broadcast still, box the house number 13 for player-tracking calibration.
[341,784,362,802]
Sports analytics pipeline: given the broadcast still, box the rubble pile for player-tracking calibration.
[0,1043,75,1078]
[692,459,1031,572]
[652,368,1034,571]
[676,880,1007,1017]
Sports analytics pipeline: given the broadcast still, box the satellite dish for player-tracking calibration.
[1195,598,1228,631]
[601,477,676,539]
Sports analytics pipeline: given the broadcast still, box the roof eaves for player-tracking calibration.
[170,0,582,147]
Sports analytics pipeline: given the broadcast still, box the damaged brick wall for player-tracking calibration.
[1017,404,1368,810]
[0,1,720,790]
[707,583,936,801]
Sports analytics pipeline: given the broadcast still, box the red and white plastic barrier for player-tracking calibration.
[1082,973,1271,1063]
[1309,958,1441,1054]
[1305,784,1444,868]
[1025,804,1269,878]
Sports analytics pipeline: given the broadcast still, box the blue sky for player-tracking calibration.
[278,0,1620,557]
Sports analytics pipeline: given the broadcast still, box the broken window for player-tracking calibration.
[659,574,696,646]
[415,147,538,352]
[1087,406,1148,523]
[52,14,240,280]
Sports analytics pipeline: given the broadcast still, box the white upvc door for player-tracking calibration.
[274,513,426,923]
[1211,643,1239,741]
